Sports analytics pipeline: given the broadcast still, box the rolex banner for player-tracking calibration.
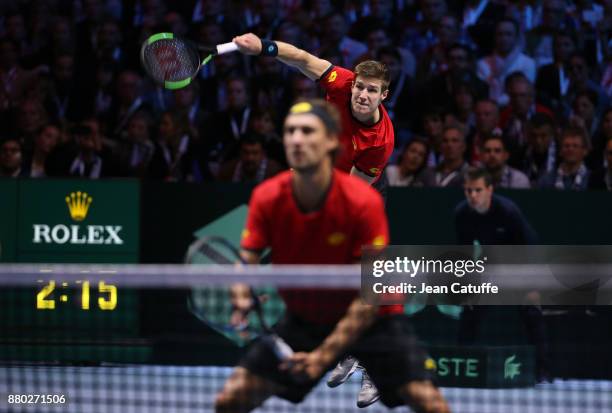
[17,180,139,263]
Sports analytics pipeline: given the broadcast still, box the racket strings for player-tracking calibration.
[143,38,200,83]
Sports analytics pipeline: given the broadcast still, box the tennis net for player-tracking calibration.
[1,264,611,413]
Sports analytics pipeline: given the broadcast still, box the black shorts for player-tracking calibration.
[239,313,434,407]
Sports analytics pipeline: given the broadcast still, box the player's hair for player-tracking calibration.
[288,99,341,136]
[464,167,493,186]
[560,126,590,150]
[354,60,390,91]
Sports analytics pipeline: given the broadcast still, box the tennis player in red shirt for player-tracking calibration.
[214,99,449,413]
[233,32,394,193]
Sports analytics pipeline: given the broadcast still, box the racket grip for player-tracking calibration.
[266,335,294,361]
[216,42,239,55]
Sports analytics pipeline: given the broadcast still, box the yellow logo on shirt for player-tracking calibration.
[425,358,437,371]
[327,232,346,246]
[241,229,250,239]
[369,167,380,175]
[372,235,386,247]
[328,71,337,82]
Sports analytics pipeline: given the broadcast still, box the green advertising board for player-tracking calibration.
[429,345,535,388]
[16,179,139,263]
[0,179,17,262]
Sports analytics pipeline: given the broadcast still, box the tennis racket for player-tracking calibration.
[140,32,239,90]
[185,235,294,361]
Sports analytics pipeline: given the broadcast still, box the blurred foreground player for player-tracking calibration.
[455,167,551,382]
[215,100,449,413]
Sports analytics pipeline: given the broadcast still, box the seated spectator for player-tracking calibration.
[421,43,489,115]
[416,14,463,82]
[318,12,367,69]
[104,70,151,140]
[589,107,612,170]
[217,133,282,183]
[46,122,110,179]
[205,77,253,174]
[376,47,415,137]
[477,18,536,105]
[421,106,446,166]
[480,135,530,189]
[565,53,609,114]
[467,99,502,165]
[173,82,205,141]
[112,111,155,178]
[460,0,507,56]
[525,0,575,68]
[24,124,61,178]
[402,0,448,57]
[357,25,416,77]
[588,138,612,190]
[447,81,477,135]
[535,30,577,115]
[420,123,469,187]
[500,74,554,161]
[247,108,285,167]
[387,138,429,187]
[148,110,208,182]
[570,89,600,139]
[14,99,48,153]
[521,113,558,185]
[539,126,591,190]
[0,138,25,177]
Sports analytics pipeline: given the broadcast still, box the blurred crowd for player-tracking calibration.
[0,0,611,190]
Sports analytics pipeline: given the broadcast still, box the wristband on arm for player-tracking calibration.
[260,39,279,57]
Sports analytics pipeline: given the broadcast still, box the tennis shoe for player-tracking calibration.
[327,356,359,387]
[357,369,380,408]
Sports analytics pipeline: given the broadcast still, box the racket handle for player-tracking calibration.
[265,335,294,361]
[216,42,239,55]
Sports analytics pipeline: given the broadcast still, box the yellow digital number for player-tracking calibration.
[81,281,90,310]
[98,281,117,310]
[36,281,55,310]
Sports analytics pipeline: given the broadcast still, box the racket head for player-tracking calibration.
[140,32,206,90]
[185,235,285,346]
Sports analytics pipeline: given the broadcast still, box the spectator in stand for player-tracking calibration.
[420,123,469,187]
[477,18,536,105]
[403,0,448,57]
[358,26,416,78]
[44,53,92,124]
[539,126,591,190]
[500,73,554,163]
[217,133,282,183]
[460,0,507,56]
[24,124,61,178]
[111,111,155,178]
[589,137,612,190]
[0,138,25,177]
[480,135,531,188]
[46,121,110,179]
[421,106,446,167]
[415,14,463,83]
[521,113,558,185]
[525,0,574,68]
[148,110,209,182]
[247,108,285,167]
[319,12,367,69]
[387,138,429,187]
[246,0,284,40]
[447,81,477,135]
[199,51,246,113]
[589,107,612,170]
[0,38,39,115]
[467,99,501,166]
[565,53,609,114]
[205,77,253,175]
[14,99,48,153]
[173,82,205,142]
[570,89,600,139]
[104,70,151,140]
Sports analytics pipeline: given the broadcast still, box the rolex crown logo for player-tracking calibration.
[65,191,93,221]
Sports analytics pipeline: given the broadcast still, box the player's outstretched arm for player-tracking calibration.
[233,33,332,81]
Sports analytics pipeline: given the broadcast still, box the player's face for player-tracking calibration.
[464,178,493,214]
[283,114,337,172]
[481,140,508,170]
[350,76,388,117]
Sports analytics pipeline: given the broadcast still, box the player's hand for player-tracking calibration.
[280,350,328,383]
[232,33,262,55]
